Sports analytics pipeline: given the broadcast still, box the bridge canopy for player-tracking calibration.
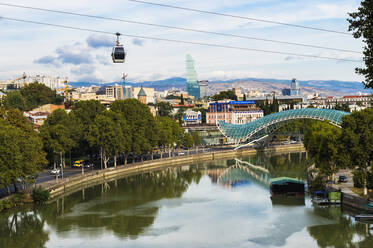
[217,108,349,142]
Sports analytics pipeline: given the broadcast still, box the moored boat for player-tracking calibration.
[270,177,305,196]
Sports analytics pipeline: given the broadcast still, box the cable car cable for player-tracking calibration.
[0,16,362,63]
[128,0,351,36]
[0,2,361,54]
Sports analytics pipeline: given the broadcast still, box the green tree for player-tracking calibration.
[156,116,174,157]
[180,94,185,105]
[155,102,173,117]
[348,1,373,88]
[87,111,125,169]
[339,108,373,196]
[334,103,350,112]
[175,107,187,124]
[304,121,342,181]
[111,99,157,160]
[171,121,184,148]
[40,109,78,171]
[70,100,105,158]
[2,91,27,111]
[191,131,201,146]
[20,82,63,110]
[0,109,46,193]
[272,96,279,113]
[182,133,194,154]
[211,90,237,101]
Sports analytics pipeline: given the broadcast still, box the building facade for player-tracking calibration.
[186,54,200,99]
[198,80,209,98]
[106,84,123,100]
[206,101,264,125]
[183,109,202,125]
[290,78,301,96]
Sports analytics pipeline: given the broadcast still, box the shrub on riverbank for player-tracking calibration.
[0,193,26,212]
[32,187,50,204]
[310,175,325,192]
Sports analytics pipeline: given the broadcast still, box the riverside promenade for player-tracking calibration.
[39,144,305,200]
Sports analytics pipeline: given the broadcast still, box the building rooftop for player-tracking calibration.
[138,87,147,97]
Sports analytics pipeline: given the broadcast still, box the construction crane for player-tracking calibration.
[12,72,27,88]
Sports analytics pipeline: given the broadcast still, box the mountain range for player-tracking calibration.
[70,77,372,96]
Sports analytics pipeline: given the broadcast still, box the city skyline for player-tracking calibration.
[0,0,365,83]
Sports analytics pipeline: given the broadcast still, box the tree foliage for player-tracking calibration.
[0,107,47,193]
[1,82,64,111]
[155,102,173,117]
[334,103,350,112]
[338,108,373,195]
[348,1,373,88]
[304,121,342,178]
[256,98,279,115]
[211,90,237,101]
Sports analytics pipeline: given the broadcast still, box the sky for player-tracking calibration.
[0,0,366,83]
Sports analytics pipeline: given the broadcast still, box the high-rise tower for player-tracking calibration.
[186,54,200,99]
[290,78,301,96]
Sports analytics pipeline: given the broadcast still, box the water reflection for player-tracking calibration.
[308,207,373,248]
[1,152,373,247]
[208,151,308,189]
[39,167,203,239]
[0,210,49,248]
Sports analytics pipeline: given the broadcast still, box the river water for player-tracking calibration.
[1,151,372,247]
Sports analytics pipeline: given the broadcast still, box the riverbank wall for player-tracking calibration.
[42,144,305,200]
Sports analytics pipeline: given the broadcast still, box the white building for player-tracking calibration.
[27,75,66,89]
[183,109,202,125]
[106,84,123,100]
[231,110,264,124]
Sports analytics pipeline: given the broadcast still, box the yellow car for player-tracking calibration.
[73,160,84,167]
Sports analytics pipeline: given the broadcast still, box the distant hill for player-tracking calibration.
[70,77,372,96]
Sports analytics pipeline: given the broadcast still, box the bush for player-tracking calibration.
[32,187,50,204]
[0,193,25,212]
[310,175,325,192]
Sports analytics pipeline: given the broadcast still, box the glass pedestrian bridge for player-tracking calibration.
[217,108,349,147]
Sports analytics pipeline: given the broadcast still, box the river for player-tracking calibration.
[1,151,372,247]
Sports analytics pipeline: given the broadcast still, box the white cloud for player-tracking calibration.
[132,38,145,46]
[0,0,365,82]
[87,34,114,48]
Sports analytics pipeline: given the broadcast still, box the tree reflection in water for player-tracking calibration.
[308,207,373,248]
[38,166,203,239]
[1,155,373,248]
[0,210,49,248]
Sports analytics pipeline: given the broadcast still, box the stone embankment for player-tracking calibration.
[41,144,305,200]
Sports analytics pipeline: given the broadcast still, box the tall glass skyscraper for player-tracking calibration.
[290,78,301,95]
[186,54,200,99]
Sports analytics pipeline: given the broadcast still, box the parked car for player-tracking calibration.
[338,175,348,183]
[50,168,61,175]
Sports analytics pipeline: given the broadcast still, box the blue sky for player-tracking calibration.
[0,0,365,83]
